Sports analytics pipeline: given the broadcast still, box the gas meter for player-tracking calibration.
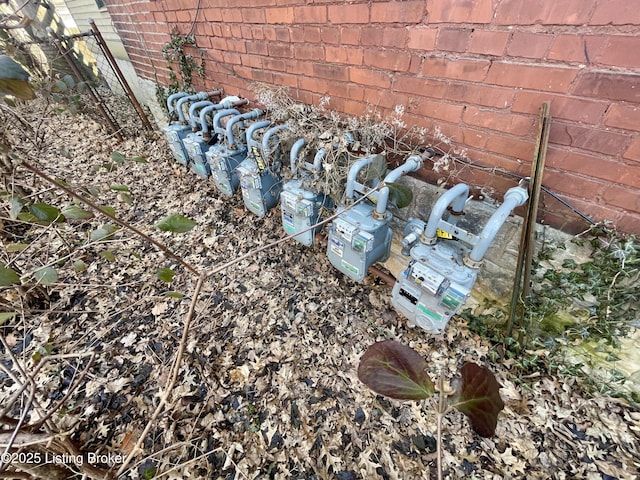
[280,139,333,246]
[237,124,288,217]
[182,99,215,178]
[207,109,264,197]
[162,90,220,166]
[391,183,528,333]
[326,154,423,282]
[182,96,248,179]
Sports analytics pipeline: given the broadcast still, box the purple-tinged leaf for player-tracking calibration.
[357,340,435,400]
[451,362,504,438]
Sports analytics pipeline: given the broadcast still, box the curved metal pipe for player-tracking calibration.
[219,96,249,109]
[290,138,307,173]
[226,109,264,147]
[212,109,242,137]
[188,100,214,130]
[468,186,528,264]
[423,183,470,242]
[175,90,221,123]
[345,155,377,202]
[199,103,222,134]
[198,98,247,134]
[262,124,289,160]
[312,148,326,173]
[167,92,188,116]
[247,120,272,152]
[375,154,423,216]
[176,93,203,123]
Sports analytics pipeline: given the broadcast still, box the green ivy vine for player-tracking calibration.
[156,31,206,108]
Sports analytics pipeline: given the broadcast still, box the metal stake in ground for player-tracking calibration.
[506,102,551,341]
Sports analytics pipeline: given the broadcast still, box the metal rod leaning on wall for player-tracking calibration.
[521,104,550,303]
[88,18,154,132]
[46,27,123,141]
[506,102,551,340]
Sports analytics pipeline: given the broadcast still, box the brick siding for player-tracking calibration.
[105,0,640,234]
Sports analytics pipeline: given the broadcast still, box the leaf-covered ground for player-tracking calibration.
[1,97,639,479]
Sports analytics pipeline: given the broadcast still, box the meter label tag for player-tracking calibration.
[341,260,359,276]
[219,182,231,195]
[436,228,453,239]
[282,213,295,233]
[250,201,264,216]
[418,303,443,321]
[252,146,266,170]
[330,238,344,257]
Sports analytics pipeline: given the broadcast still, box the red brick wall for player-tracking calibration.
[106,0,640,234]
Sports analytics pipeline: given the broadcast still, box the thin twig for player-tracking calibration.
[30,353,96,430]
[117,185,385,477]
[19,160,200,276]
[203,182,384,278]
[115,274,205,478]
[0,386,36,472]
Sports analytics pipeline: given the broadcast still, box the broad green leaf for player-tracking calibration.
[0,266,21,286]
[61,205,94,220]
[99,250,116,262]
[451,362,505,438]
[111,151,127,163]
[155,214,196,233]
[100,206,116,217]
[33,266,58,285]
[90,224,119,241]
[9,198,24,220]
[117,192,133,205]
[17,212,38,223]
[0,312,17,325]
[141,466,157,480]
[110,184,130,192]
[32,343,55,364]
[164,291,184,299]
[357,340,434,400]
[386,182,414,209]
[62,74,76,89]
[73,260,87,272]
[86,186,101,197]
[6,243,29,252]
[130,156,148,163]
[55,79,68,92]
[157,267,176,283]
[29,203,63,224]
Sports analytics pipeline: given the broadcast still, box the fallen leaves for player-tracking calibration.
[1,94,638,480]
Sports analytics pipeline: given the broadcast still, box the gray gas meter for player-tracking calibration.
[237,124,288,217]
[182,99,215,178]
[183,96,247,179]
[391,183,528,333]
[326,154,423,282]
[162,91,220,166]
[280,139,333,246]
[207,109,264,197]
